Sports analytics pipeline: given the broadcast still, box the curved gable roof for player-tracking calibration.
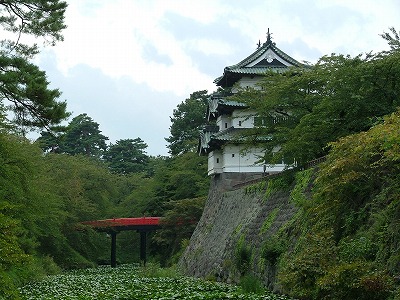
[214,31,307,87]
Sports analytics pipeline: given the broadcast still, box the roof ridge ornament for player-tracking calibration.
[265,28,274,46]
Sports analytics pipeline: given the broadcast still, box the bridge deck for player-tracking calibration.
[81,217,162,267]
[82,217,161,232]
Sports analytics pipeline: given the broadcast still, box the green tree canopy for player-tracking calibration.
[62,114,108,157]
[380,26,400,51]
[0,1,69,133]
[153,152,209,203]
[0,0,67,56]
[232,31,400,165]
[104,138,149,174]
[166,90,209,156]
[279,109,400,299]
[0,56,70,132]
[38,113,109,158]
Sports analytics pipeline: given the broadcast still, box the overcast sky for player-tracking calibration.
[35,0,399,156]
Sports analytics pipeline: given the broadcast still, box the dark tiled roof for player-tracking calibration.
[222,100,248,108]
[198,126,272,154]
[212,127,271,143]
[207,95,248,121]
[215,37,308,87]
[212,127,244,142]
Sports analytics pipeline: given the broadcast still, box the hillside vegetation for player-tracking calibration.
[277,109,400,299]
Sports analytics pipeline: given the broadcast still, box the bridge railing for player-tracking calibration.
[81,217,161,229]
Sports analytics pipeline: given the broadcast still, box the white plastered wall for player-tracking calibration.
[231,110,255,128]
[208,150,223,175]
[216,115,231,131]
[232,76,262,93]
[221,145,285,173]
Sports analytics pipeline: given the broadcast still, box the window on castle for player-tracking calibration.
[232,154,235,158]
[225,123,228,128]
[216,158,219,163]
[238,120,242,126]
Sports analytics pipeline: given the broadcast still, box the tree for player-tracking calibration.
[1,130,127,274]
[63,114,108,157]
[38,113,109,157]
[166,90,209,156]
[0,204,31,298]
[0,1,67,56]
[0,56,70,133]
[153,196,206,266]
[0,1,69,133]
[380,27,400,51]
[279,110,400,299]
[153,152,209,202]
[0,133,68,293]
[34,126,64,153]
[233,33,400,165]
[104,138,149,174]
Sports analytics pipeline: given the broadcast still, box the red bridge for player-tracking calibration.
[81,217,162,267]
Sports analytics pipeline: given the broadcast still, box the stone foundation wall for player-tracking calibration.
[178,172,297,290]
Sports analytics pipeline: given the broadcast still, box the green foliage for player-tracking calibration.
[261,235,286,265]
[0,1,67,56]
[62,113,109,157]
[245,180,267,194]
[115,172,158,217]
[103,138,149,174]
[166,90,209,156]
[0,131,124,296]
[278,110,400,299]
[314,110,400,240]
[153,197,206,266]
[264,171,295,200]
[19,265,293,300]
[136,262,181,278]
[0,55,70,133]
[239,274,265,294]
[38,113,109,158]
[290,168,314,207]
[0,205,31,299]
[0,1,69,134]
[153,152,208,202]
[235,235,252,276]
[260,208,279,235]
[279,229,338,299]
[318,262,394,300]
[338,236,376,263]
[380,27,400,51]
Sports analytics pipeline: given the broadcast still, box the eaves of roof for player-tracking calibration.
[214,40,309,87]
[211,127,271,143]
[220,99,248,108]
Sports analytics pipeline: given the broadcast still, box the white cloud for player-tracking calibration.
[32,0,400,155]
[43,0,399,98]
[42,0,218,97]
[184,38,235,56]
